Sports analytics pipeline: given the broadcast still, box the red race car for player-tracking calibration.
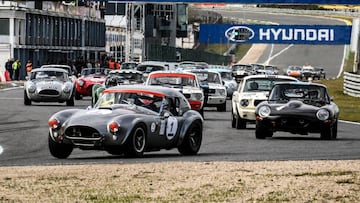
[75,68,111,100]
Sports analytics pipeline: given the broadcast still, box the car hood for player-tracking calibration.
[65,107,138,127]
[241,91,268,99]
[266,100,326,116]
[83,75,107,83]
[32,80,65,88]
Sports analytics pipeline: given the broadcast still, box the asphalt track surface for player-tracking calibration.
[0,86,359,166]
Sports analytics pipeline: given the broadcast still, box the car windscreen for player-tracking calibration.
[148,76,197,87]
[244,78,296,92]
[269,84,329,103]
[194,72,221,85]
[31,71,67,81]
[81,68,110,76]
[96,91,165,113]
[136,65,164,73]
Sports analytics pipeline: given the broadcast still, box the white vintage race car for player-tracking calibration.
[231,74,298,129]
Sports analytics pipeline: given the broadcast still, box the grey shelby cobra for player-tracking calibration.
[255,82,339,140]
[24,67,75,106]
[48,85,203,158]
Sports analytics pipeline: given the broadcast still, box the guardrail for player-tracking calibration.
[344,72,360,97]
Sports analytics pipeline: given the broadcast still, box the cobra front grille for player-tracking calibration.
[254,100,265,106]
[39,89,59,96]
[65,126,102,147]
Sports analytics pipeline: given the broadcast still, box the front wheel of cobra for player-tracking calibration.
[124,125,147,158]
[178,122,202,155]
[48,133,73,159]
[24,90,31,105]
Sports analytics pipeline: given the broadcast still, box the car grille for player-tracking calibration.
[65,126,102,147]
[39,89,59,96]
[183,93,191,99]
[254,100,266,106]
[208,89,215,94]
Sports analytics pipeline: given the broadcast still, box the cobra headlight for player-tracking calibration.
[63,83,72,93]
[77,79,85,87]
[28,84,36,93]
[258,105,271,117]
[240,99,249,107]
[316,109,330,121]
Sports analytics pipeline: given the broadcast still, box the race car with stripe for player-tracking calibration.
[48,85,203,158]
[145,71,205,116]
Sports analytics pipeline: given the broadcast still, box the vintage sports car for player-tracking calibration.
[231,63,254,82]
[210,68,238,99]
[24,68,75,106]
[40,64,77,82]
[189,69,227,112]
[286,65,302,79]
[231,75,298,129]
[74,67,111,99]
[255,82,339,140]
[92,69,144,105]
[145,71,204,116]
[48,85,203,158]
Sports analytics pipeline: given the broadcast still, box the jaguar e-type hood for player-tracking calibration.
[270,100,321,115]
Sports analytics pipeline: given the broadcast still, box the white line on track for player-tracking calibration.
[0,145,3,155]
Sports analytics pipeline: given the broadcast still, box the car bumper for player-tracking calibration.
[28,92,72,102]
[205,96,226,106]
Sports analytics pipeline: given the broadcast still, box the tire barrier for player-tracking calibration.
[344,72,360,97]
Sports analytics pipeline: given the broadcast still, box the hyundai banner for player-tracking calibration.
[199,24,352,44]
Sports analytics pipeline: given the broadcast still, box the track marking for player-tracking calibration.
[0,145,3,155]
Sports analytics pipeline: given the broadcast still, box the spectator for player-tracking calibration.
[12,59,21,80]
[26,60,33,76]
[108,59,115,69]
[5,58,13,80]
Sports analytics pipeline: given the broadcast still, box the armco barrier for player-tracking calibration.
[344,72,360,97]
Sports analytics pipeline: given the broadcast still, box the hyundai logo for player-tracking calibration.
[225,26,255,42]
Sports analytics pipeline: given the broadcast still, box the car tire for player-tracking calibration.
[217,102,226,112]
[199,108,204,119]
[48,133,73,159]
[255,121,272,139]
[124,124,147,158]
[231,111,236,128]
[66,93,75,106]
[235,112,246,129]
[75,90,81,100]
[178,122,202,155]
[24,90,31,105]
[320,121,337,140]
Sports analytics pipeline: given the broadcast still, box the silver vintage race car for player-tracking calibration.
[24,67,75,106]
[48,85,203,158]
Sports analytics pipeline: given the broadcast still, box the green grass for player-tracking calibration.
[316,51,360,122]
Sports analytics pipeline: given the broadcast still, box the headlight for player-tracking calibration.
[240,99,249,107]
[77,79,85,87]
[191,93,203,101]
[258,105,271,117]
[48,117,60,129]
[28,85,36,93]
[63,84,72,93]
[217,89,226,96]
[316,109,330,121]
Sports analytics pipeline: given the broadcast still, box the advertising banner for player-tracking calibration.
[114,0,360,4]
[199,24,352,44]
